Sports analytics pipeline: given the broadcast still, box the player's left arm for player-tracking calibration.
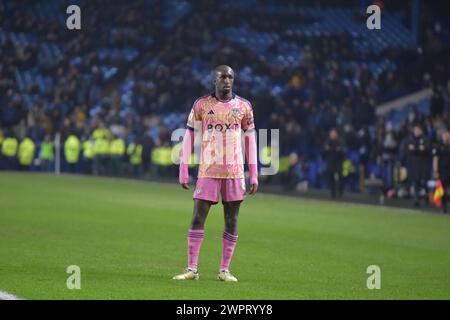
[180,101,201,189]
[242,102,258,195]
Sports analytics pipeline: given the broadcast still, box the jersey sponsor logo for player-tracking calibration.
[207,123,240,132]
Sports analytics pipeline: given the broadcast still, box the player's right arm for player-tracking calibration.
[179,100,201,189]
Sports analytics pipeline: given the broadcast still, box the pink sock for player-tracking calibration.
[187,229,204,270]
[220,231,238,271]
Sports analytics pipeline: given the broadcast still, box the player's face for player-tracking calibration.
[214,69,234,94]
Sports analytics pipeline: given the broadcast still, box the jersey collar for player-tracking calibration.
[211,92,235,102]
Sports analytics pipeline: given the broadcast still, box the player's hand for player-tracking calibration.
[181,183,189,190]
[249,183,258,195]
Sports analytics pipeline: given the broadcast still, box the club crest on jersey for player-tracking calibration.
[231,108,240,117]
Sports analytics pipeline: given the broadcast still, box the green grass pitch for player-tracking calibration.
[0,172,449,299]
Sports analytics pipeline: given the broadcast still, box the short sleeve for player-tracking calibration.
[241,102,255,131]
[186,99,202,129]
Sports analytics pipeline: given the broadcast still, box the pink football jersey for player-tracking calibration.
[186,93,255,179]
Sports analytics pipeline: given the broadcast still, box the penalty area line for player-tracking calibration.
[0,290,25,300]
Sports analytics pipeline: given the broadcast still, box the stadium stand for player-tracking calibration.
[0,0,448,205]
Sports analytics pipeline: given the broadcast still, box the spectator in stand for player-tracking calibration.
[408,123,431,207]
[282,152,309,192]
[380,122,399,196]
[432,130,450,213]
[323,128,345,199]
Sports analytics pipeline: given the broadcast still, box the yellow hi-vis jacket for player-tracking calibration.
[82,140,95,159]
[93,137,110,155]
[2,137,18,157]
[92,128,111,140]
[110,138,125,156]
[152,146,172,166]
[64,135,81,164]
[127,143,142,165]
[18,137,35,166]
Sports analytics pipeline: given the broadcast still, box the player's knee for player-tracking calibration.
[191,213,206,229]
[224,214,238,233]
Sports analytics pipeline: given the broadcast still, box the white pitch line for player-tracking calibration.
[0,290,24,300]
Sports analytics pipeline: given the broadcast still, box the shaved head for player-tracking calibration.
[214,65,234,78]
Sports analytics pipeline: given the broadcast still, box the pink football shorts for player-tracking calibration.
[193,178,246,204]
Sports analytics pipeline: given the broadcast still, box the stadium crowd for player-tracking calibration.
[0,0,449,210]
